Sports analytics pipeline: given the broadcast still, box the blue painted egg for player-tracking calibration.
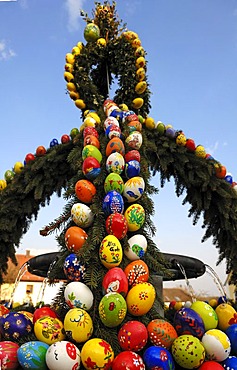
[125,160,140,178]
[17,341,49,370]
[63,253,86,281]
[224,173,233,184]
[173,307,205,339]
[222,355,237,369]
[50,138,59,147]
[143,346,175,370]
[165,127,176,139]
[82,157,101,180]
[226,324,237,355]
[0,312,33,341]
[102,190,124,217]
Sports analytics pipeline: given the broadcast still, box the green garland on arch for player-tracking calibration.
[0,1,237,291]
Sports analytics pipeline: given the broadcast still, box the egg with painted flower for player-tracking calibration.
[112,351,145,370]
[118,320,148,351]
[102,190,124,217]
[34,317,65,345]
[99,235,123,269]
[215,303,237,331]
[82,157,101,180]
[0,312,33,341]
[64,281,94,311]
[125,131,143,150]
[125,234,147,261]
[126,282,156,316]
[106,152,125,174]
[99,292,127,327]
[63,253,86,282]
[17,341,49,370]
[105,124,121,139]
[0,341,19,370]
[124,260,149,286]
[147,319,178,349]
[81,338,114,370]
[123,176,145,202]
[71,203,94,228]
[104,173,124,194]
[143,346,175,370]
[125,160,141,178]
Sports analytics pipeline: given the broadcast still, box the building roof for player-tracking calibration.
[163,287,218,302]
[3,251,44,283]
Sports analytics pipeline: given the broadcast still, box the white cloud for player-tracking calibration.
[205,141,219,156]
[65,0,86,32]
[0,39,16,61]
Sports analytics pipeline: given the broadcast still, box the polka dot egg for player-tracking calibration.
[171,334,205,369]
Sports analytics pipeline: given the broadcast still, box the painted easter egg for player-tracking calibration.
[71,203,94,228]
[124,150,141,163]
[0,305,10,317]
[82,157,101,180]
[105,124,121,139]
[125,131,143,150]
[124,260,149,286]
[222,356,237,369]
[191,301,218,331]
[106,137,125,157]
[118,320,148,351]
[0,312,33,341]
[125,160,140,178]
[65,226,88,252]
[127,120,142,133]
[173,307,205,339]
[83,126,99,138]
[198,361,224,369]
[34,316,65,345]
[126,282,156,316]
[226,323,237,355]
[75,179,96,204]
[64,308,93,343]
[195,144,206,158]
[99,292,127,327]
[81,338,114,370]
[99,235,123,269]
[17,341,49,370]
[33,306,58,324]
[147,319,178,349]
[112,351,145,370]
[126,234,147,260]
[104,173,124,194]
[83,134,100,149]
[105,213,128,239]
[46,341,80,370]
[171,335,205,369]
[102,267,128,297]
[84,22,100,42]
[202,329,231,362]
[143,346,175,370]
[0,341,19,370]
[63,253,86,282]
[102,190,124,216]
[215,303,237,331]
[106,152,125,174]
[64,281,93,310]
[124,204,145,231]
[104,116,120,130]
[123,176,145,203]
[82,144,102,163]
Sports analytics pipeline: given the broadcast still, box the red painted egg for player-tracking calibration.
[33,306,58,324]
[118,320,148,351]
[82,156,101,180]
[105,213,128,239]
[185,138,196,152]
[125,150,141,163]
[75,179,96,203]
[0,341,19,370]
[106,137,125,157]
[0,305,10,317]
[147,319,178,349]
[198,361,224,369]
[83,134,100,148]
[112,351,145,370]
[102,267,128,297]
[65,226,88,252]
[124,260,149,286]
[83,126,99,138]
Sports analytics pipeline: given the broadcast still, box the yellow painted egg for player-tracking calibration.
[64,308,93,343]
[87,112,101,125]
[202,329,231,362]
[71,203,94,228]
[195,144,206,158]
[132,38,141,48]
[123,176,145,203]
[125,131,143,150]
[81,338,114,370]
[65,53,75,64]
[0,179,7,191]
[176,133,187,146]
[99,235,123,269]
[191,300,218,331]
[75,99,86,109]
[124,204,145,231]
[135,46,145,57]
[97,37,107,47]
[84,116,96,127]
[145,117,155,130]
[215,303,237,331]
[67,82,77,92]
[71,45,81,55]
[64,71,74,82]
[13,161,24,174]
[136,67,146,81]
[135,56,146,69]
[123,30,138,42]
[135,81,147,94]
[69,91,80,100]
[132,97,144,109]
[172,335,205,369]
[84,23,100,42]
[34,316,65,345]
[126,282,156,316]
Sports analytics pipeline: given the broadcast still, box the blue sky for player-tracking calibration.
[1,0,237,296]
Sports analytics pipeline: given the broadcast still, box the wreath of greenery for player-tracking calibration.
[0,1,237,295]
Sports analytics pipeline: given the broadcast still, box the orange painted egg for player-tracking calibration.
[99,235,123,269]
[124,204,145,231]
[83,134,100,148]
[64,308,93,343]
[126,282,156,316]
[34,316,65,345]
[75,179,96,203]
[106,137,125,157]
[215,303,237,331]
[118,320,148,351]
[147,319,178,349]
[81,338,114,370]
[124,260,149,286]
[65,226,88,252]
